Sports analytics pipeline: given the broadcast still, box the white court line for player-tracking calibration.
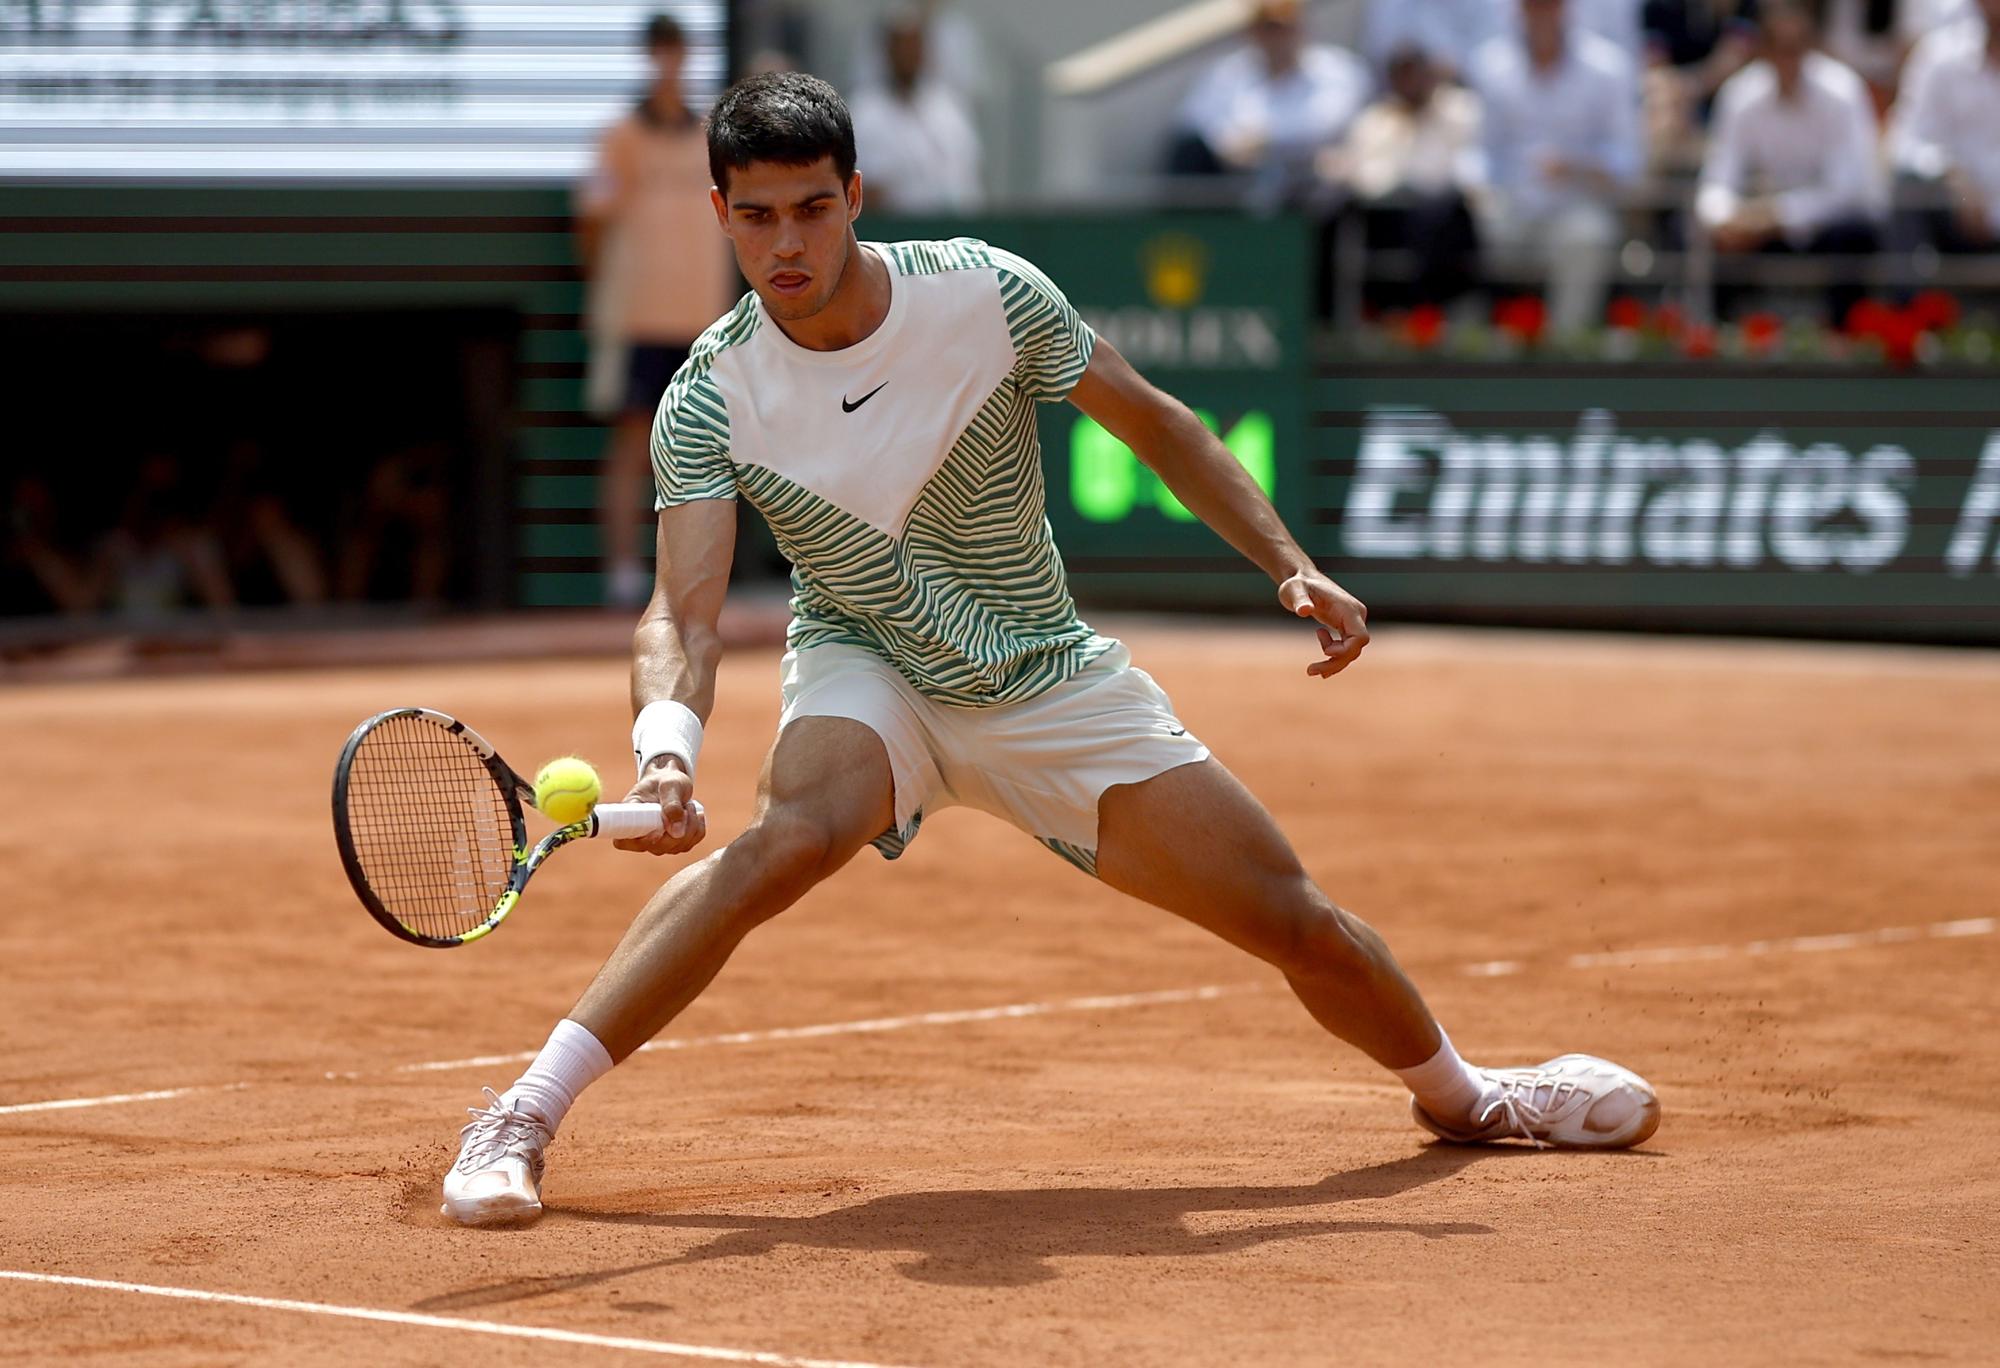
[0,1270,917,1368]
[1461,916,1997,978]
[0,1083,250,1118]
[393,983,1251,1075]
[0,986,1259,1114]
[6,919,1993,1116]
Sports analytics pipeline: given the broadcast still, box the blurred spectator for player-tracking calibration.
[98,455,235,620]
[576,12,734,609]
[1645,0,1760,70]
[1320,46,1486,307]
[6,475,96,616]
[215,437,328,607]
[1819,0,1973,98]
[1697,1,1886,321]
[1471,0,1642,333]
[1891,0,1999,252]
[1168,0,1370,205]
[1544,0,1650,63]
[848,5,984,212]
[336,443,451,608]
[1641,0,1761,171]
[849,0,990,107]
[191,327,327,607]
[1362,0,1503,78]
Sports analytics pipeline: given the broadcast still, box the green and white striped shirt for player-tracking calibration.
[651,238,1113,707]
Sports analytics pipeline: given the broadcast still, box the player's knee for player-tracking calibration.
[733,810,839,900]
[1276,895,1374,980]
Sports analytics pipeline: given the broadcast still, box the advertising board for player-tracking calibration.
[0,1,724,180]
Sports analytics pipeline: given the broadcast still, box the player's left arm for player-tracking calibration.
[1067,341,1368,678]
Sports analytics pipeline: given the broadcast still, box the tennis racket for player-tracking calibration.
[331,706,691,948]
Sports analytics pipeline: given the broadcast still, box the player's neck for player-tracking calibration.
[770,240,892,352]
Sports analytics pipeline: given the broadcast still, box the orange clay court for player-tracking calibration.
[3,618,1997,1365]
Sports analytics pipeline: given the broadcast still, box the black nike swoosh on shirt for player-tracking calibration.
[841,382,888,413]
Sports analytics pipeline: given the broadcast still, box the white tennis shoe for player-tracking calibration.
[441,1087,552,1226]
[1411,1053,1661,1150]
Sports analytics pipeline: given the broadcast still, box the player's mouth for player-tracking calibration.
[767,270,812,296]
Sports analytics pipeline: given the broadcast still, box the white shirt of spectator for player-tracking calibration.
[1892,18,2000,226]
[1335,85,1488,199]
[1178,43,1371,168]
[1696,52,1887,241]
[1470,28,1642,217]
[849,82,984,213]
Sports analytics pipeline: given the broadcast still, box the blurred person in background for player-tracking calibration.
[1697,0,1886,322]
[335,442,451,608]
[1819,0,1973,100]
[96,454,236,620]
[847,4,984,212]
[1361,0,1502,79]
[5,475,96,616]
[1641,0,1761,174]
[1891,0,1999,252]
[1644,0,1761,81]
[1471,0,1643,333]
[1319,45,1487,309]
[1167,0,1370,207]
[191,326,328,608]
[848,0,990,108]
[578,12,735,609]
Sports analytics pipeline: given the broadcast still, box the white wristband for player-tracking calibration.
[632,699,704,779]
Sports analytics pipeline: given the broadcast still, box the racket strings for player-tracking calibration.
[343,714,515,939]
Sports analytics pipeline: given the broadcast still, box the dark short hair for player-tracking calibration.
[706,72,856,195]
[645,12,684,48]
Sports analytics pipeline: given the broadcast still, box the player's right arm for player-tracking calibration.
[618,497,736,856]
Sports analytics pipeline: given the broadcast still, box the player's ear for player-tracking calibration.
[709,186,729,230]
[846,170,864,222]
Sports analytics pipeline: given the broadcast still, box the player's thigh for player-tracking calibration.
[744,713,898,876]
[1095,757,1323,964]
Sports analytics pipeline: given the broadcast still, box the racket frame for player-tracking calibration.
[332,706,598,949]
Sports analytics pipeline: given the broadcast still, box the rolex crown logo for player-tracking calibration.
[1142,234,1208,309]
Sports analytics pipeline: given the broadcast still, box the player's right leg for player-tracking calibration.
[440,715,894,1226]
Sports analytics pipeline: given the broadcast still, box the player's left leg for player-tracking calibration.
[1094,758,1660,1149]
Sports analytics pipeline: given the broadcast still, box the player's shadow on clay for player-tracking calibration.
[416,1146,1508,1301]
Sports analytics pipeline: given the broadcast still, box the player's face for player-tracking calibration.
[711,158,863,322]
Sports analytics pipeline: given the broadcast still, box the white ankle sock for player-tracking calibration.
[501,1019,613,1133]
[1393,1028,1489,1125]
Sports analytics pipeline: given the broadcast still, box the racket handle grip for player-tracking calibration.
[589,801,704,841]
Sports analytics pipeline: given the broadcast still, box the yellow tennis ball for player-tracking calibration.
[533,756,601,826]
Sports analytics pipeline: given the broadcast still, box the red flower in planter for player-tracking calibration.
[1879,310,1922,369]
[1741,312,1784,353]
[1403,304,1446,349]
[1651,302,1687,341]
[1493,295,1547,344]
[1681,324,1718,359]
[1908,290,1960,333]
[1606,296,1646,331]
[1845,298,1893,339]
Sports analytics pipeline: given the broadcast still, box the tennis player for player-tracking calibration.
[442,72,1660,1225]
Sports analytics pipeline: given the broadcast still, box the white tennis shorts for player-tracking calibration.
[777,639,1210,877]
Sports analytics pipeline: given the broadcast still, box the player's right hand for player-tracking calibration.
[616,756,708,856]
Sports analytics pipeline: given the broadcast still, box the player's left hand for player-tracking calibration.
[1277,571,1369,679]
